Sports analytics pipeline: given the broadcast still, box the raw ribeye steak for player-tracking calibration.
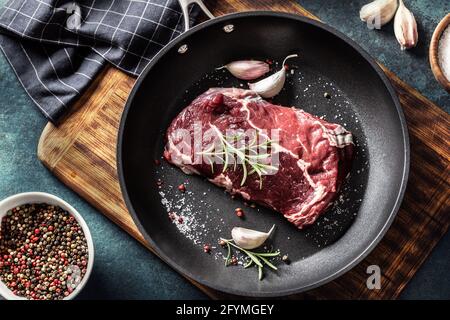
[164,88,354,229]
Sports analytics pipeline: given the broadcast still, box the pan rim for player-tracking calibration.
[117,11,410,297]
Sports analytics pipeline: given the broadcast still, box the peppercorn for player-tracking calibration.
[324,92,331,99]
[282,254,290,264]
[178,184,186,192]
[203,244,211,253]
[218,239,226,247]
[235,208,244,218]
[0,203,88,300]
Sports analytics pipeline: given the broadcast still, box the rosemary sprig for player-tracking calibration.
[220,238,280,281]
[198,128,278,188]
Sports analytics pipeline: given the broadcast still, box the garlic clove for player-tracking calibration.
[218,60,270,80]
[360,0,398,29]
[249,69,285,98]
[231,225,275,250]
[394,0,418,50]
[248,54,298,98]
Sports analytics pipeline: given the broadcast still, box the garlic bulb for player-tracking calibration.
[394,0,418,50]
[218,60,270,80]
[248,54,298,98]
[360,0,398,29]
[231,225,275,250]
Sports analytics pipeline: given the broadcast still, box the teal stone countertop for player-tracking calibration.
[0,0,448,299]
[301,0,449,112]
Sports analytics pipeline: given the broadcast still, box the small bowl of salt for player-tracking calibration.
[430,13,450,93]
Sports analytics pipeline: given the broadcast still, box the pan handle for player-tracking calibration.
[178,0,215,32]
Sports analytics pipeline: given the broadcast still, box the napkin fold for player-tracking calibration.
[0,0,196,123]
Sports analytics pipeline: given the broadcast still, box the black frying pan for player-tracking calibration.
[117,10,409,297]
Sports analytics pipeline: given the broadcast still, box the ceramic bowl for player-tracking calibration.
[0,192,94,300]
[430,13,450,93]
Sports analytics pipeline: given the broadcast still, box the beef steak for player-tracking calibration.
[164,88,354,229]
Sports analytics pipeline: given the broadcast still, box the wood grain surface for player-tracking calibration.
[37,0,450,299]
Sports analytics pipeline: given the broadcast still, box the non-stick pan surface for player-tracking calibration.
[118,12,409,297]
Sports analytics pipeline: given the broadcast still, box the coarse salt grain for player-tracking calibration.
[438,25,450,81]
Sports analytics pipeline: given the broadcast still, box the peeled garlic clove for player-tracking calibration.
[231,225,275,250]
[218,60,270,80]
[394,0,418,50]
[248,54,298,98]
[360,0,398,29]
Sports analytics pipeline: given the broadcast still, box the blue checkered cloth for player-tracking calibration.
[0,0,196,123]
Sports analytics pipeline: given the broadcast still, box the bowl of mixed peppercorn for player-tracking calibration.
[0,192,94,300]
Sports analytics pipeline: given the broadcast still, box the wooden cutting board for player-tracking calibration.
[37,0,450,299]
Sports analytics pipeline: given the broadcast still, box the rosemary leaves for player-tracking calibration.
[220,238,280,281]
[197,128,278,189]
